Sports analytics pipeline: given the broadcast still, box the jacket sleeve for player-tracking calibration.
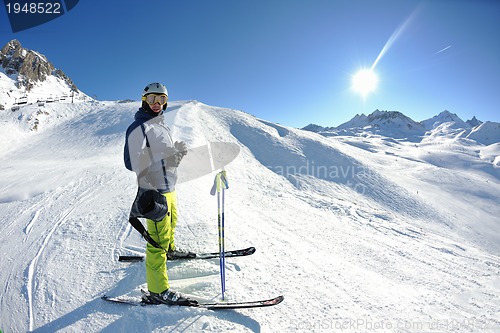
[124,122,151,175]
[124,126,133,171]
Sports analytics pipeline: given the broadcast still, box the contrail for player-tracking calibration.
[435,45,452,55]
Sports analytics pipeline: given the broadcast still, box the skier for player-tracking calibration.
[123,82,197,305]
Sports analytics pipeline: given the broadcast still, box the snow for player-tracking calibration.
[0,100,499,332]
[467,122,500,146]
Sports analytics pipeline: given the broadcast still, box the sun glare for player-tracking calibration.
[352,69,378,98]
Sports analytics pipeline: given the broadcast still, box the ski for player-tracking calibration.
[118,246,256,262]
[101,294,284,310]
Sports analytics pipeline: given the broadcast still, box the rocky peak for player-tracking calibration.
[367,110,409,122]
[0,39,77,92]
[466,116,483,128]
[1,39,23,57]
[302,123,325,132]
[336,110,422,131]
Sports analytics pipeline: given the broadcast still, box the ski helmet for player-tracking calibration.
[142,82,168,111]
[142,82,168,97]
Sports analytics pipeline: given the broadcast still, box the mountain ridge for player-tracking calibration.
[302,109,498,145]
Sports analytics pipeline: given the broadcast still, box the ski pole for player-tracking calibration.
[213,170,229,300]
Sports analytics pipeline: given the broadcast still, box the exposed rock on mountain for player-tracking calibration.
[1,39,78,92]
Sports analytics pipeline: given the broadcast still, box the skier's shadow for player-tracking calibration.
[100,306,262,333]
[31,261,262,332]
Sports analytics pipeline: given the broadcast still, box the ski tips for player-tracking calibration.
[264,295,284,306]
[118,255,144,262]
[275,295,285,304]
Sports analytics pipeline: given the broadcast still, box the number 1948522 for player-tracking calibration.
[5,2,62,14]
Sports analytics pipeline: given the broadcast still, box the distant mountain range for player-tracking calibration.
[302,110,500,145]
[1,39,498,146]
[0,39,89,111]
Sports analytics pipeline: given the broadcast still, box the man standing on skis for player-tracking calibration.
[123,82,196,305]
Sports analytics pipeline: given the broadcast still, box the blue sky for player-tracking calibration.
[1,0,499,128]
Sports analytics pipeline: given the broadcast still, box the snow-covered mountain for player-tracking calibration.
[0,39,89,111]
[468,121,500,146]
[337,110,425,140]
[1,98,499,332]
[421,110,470,130]
[303,109,499,146]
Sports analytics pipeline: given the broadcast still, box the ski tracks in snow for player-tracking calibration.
[25,204,77,331]
[23,209,40,237]
[23,179,96,331]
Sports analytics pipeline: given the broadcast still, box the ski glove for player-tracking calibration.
[166,141,188,167]
[174,141,188,156]
[166,153,184,167]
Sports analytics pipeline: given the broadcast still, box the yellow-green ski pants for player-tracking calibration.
[146,191,178,294]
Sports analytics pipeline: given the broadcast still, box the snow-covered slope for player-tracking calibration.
[0,100,499,332]
[467,121,500,146]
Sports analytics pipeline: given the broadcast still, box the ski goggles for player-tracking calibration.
[142,94,168,105]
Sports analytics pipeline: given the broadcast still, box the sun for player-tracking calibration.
[351,69,378,98]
